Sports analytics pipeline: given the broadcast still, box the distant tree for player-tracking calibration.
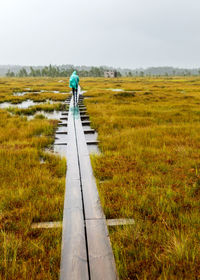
[18,68,28,77]
[6,69,15,77]
[29,67,36,77]
[185,70,191,76]
[116,71,122,77]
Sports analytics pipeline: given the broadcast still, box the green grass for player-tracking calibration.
[83,77,200,279]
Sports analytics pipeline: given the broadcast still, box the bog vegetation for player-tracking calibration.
[1,77,200,279]
[0,78,69,279]
[82,77,200,280]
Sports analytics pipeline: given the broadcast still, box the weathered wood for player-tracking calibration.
[82,121,91,126]
[106,219,135,226]
[75,116,104,219]
[81,115,89,121]
[86,219,118,280]
[74,109,117,279]
[60,98,89,280]
[60,91,117,280]
[32,221,62,229]
[80,111,87,115]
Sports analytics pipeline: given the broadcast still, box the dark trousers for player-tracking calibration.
[72,87,78,104]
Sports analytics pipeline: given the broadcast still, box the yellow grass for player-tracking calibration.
[83,77,200,279]
[0,78,68,279]
[1,77,200,279]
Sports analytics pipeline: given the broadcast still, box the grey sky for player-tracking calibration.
[0,0,199,68]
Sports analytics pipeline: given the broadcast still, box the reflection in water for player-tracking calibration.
[13,92,27,96]
[0,100,61,110]
[108,88,124,92]
[0,100,39,109]
[28,110,62,120]
[71,106,79,119]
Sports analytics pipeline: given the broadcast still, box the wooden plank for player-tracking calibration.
[32,221,62,229]
[86,219,118,280]
[107,218,135,226]
[60,98,89,280]
[74,106,117,279]
[75,116,104,220]
[82,121,91,126]
[81,115,89,121]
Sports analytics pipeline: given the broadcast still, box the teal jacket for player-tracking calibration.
[69,71,79,89]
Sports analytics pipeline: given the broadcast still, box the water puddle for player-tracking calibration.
[27,110,62,120]
[0,100,39,109]
[0,100,62,110]
[13,90,68,96]
[13,92,28,96]
[109,88,124,92]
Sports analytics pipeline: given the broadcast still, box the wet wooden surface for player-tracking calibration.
[86,219,118,280]
[60,92,117,280]
[60,100,89,280]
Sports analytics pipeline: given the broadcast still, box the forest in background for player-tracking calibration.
[1,64,200,77]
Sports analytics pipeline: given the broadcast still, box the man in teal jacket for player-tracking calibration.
[69,71,79,105]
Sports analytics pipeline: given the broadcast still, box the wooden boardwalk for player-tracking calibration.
[60,93,117,280]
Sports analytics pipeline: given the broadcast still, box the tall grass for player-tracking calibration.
[0,78,68,279]
[84,77,200,279]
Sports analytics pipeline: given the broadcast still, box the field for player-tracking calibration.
[1,77,200,279]
[0,78,69,279]
[82,77,200,279]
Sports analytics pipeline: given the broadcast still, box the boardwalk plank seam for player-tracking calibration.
[60,91,118,280]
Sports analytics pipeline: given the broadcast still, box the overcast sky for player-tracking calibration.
[0,0,199,68]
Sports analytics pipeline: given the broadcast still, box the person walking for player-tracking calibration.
[69,70,79,106]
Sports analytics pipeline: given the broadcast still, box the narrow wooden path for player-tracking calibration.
[60,91,117,280]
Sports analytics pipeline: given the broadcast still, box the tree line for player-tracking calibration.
[6,65,122,78]
[5,65,200,77]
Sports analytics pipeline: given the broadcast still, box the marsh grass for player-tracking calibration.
[7,102,68,116]
[0,78,68,279]
[0,77,70,104]
[83,77,200,279]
